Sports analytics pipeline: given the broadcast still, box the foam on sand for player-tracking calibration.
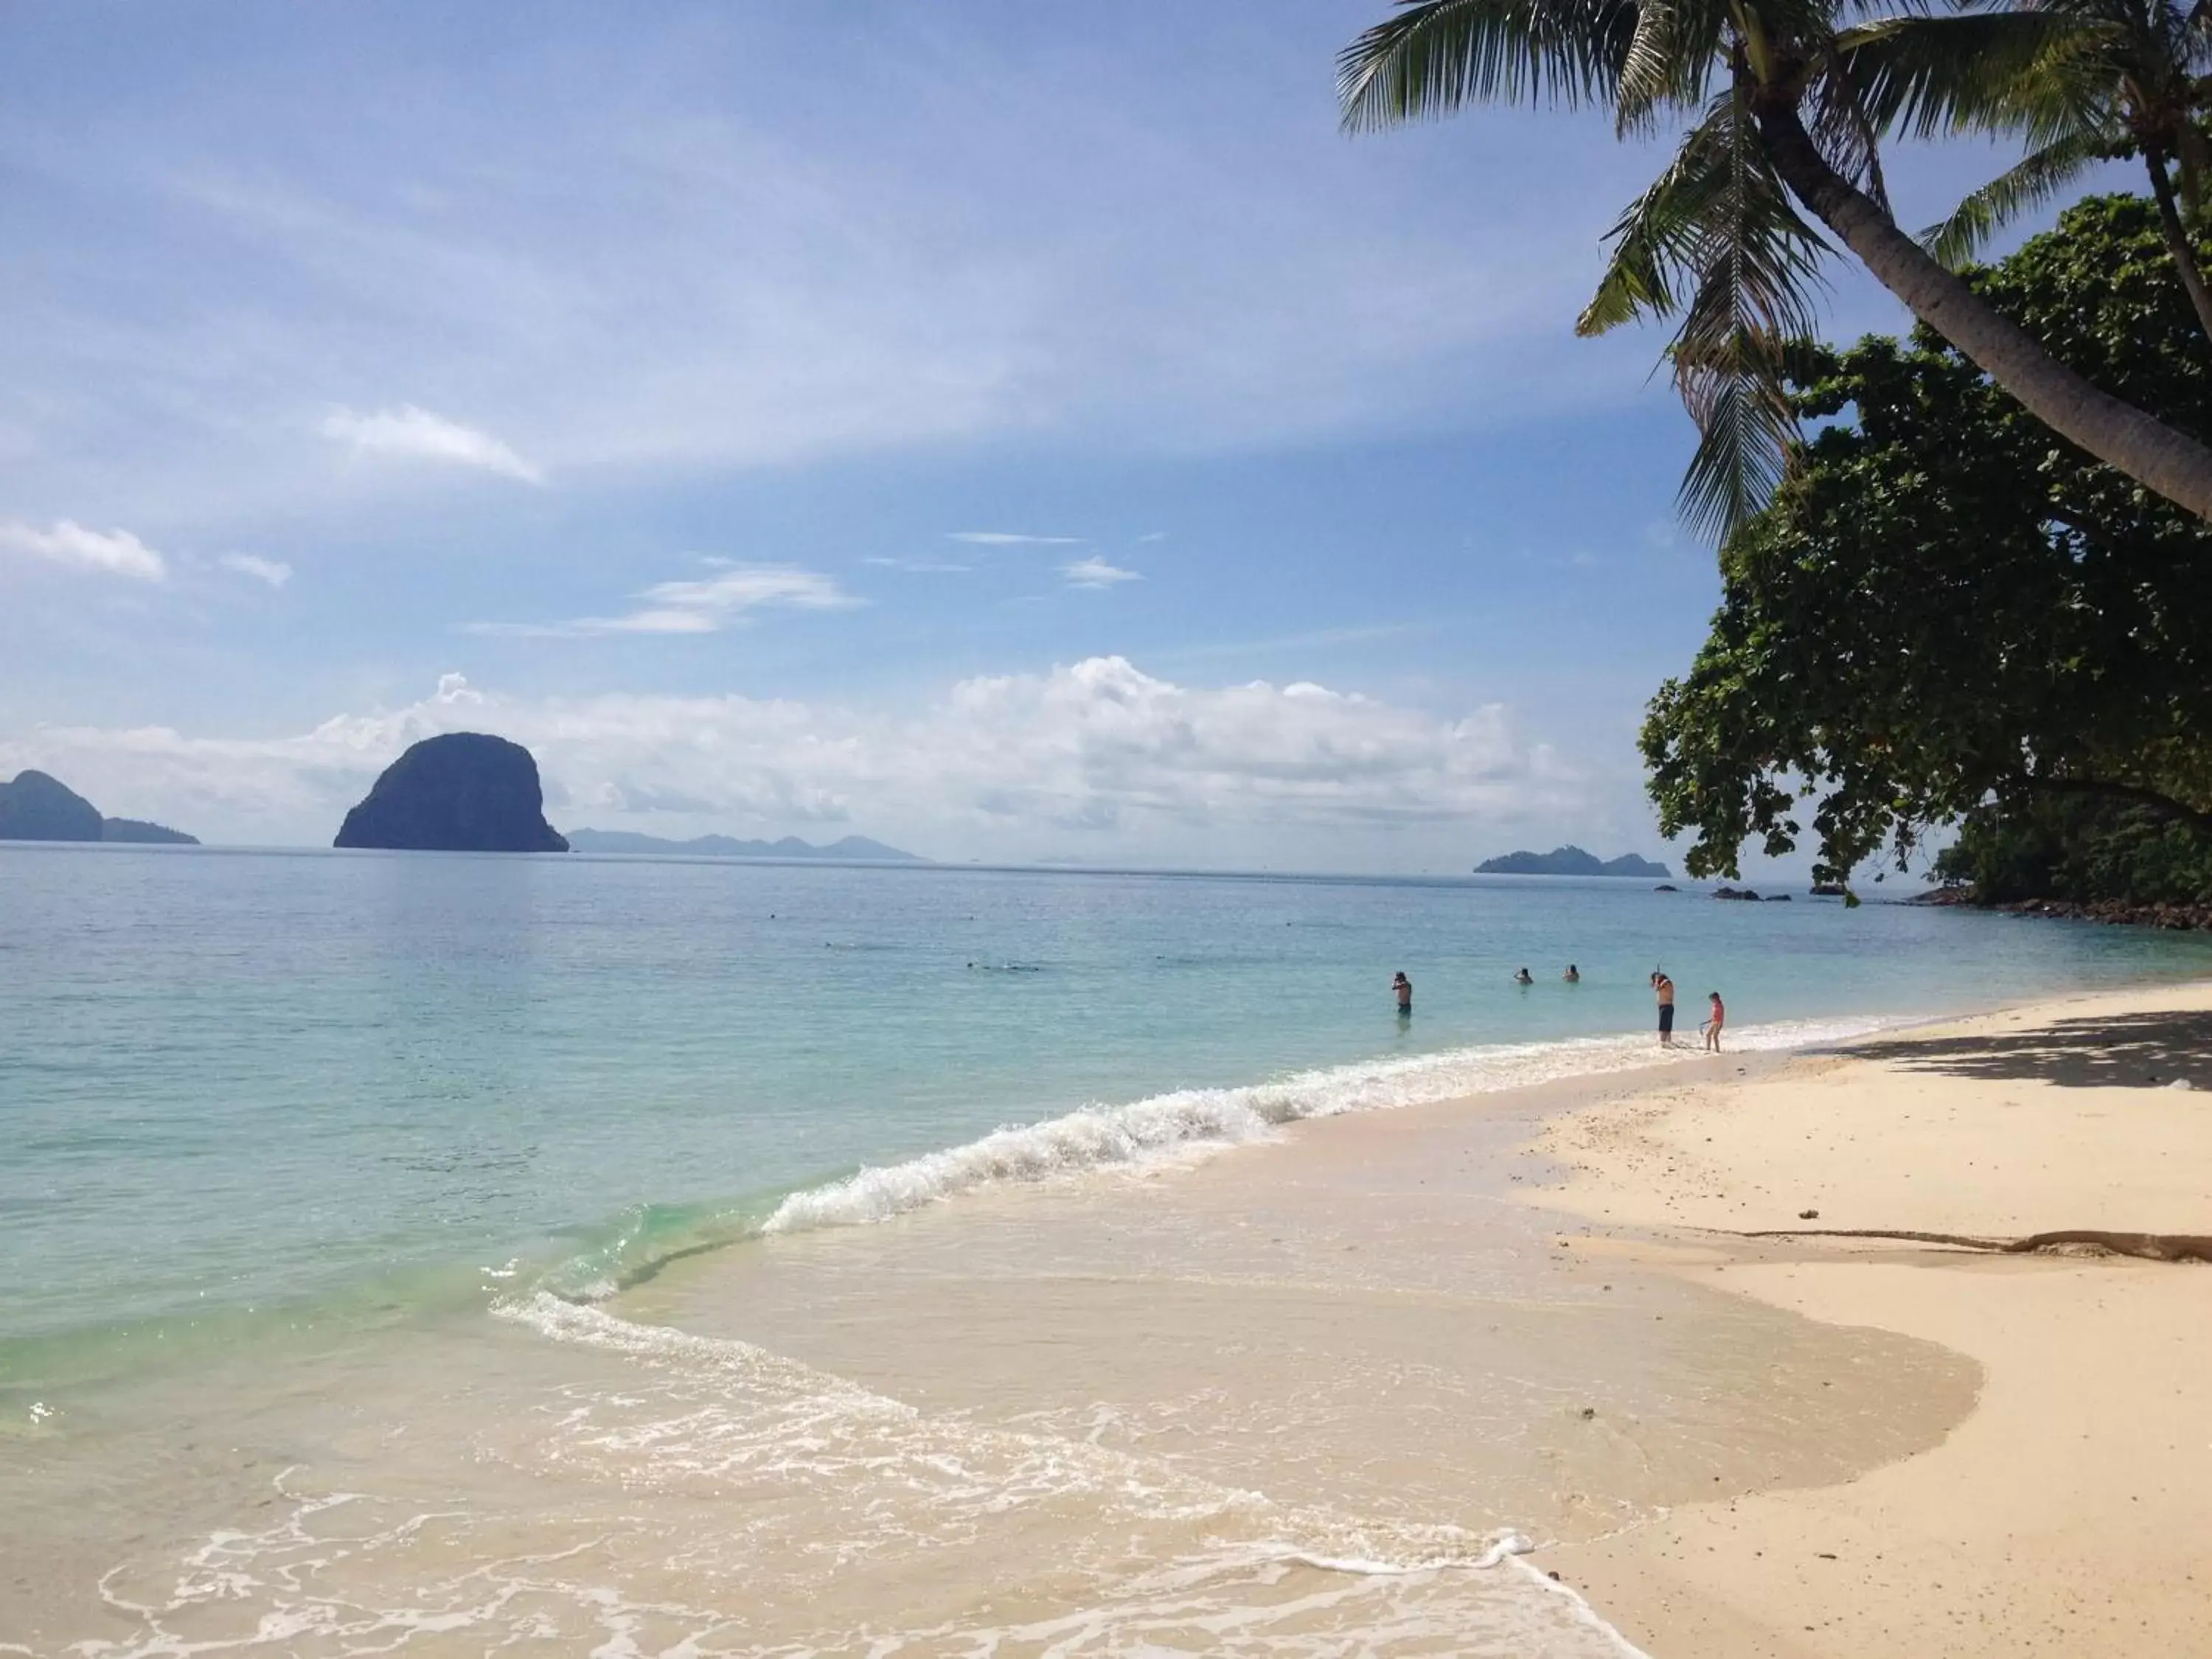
[763,1015,1891,1236]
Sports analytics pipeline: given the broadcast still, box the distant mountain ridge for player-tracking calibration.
[1475,845,1670,878]
[0,770,199,845]
[566,829,922,862]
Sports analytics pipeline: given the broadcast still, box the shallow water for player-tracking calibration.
[2,845,2203,1654]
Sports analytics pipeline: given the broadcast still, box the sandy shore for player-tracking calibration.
[1526,981,2212,1658]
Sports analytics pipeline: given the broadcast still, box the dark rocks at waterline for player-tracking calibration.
[1918,887,2212,931]
[1653,883,1678,892]
[1809,880,1848,897]
[1713,886,1763,902]
[334,733,568,853]
[0,771,200,845]
[1766,893,1792,902]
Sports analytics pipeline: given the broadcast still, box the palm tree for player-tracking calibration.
[1338,0,2212,533]
[1921,0,2212,346]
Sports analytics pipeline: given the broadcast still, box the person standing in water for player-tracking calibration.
[1392,971,1412,1018]
[1652,970,1676,1046]
[1562,964,1580,982]
[1513,967,1534,985]
[1703,991,1725,1051]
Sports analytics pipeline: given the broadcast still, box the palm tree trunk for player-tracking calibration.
[1753,100,2212,522]
[2142,153,2212,348]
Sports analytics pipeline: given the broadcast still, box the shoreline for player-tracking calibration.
[1511,980,2212,1657]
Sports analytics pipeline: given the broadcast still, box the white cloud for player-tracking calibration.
[948,532,1085,546]
[219,552,293,588]
[320,404,543,483]
[465,563,858,638]
[0,658,1581,863]
[0,519,167,581]
[1062,555,1141,588]
[863,556,972,573]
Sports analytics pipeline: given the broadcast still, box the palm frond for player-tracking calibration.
[1834,11,2112,142]
[1919,130,2108,265]
[1338,0,1646,130]
[1602,88,1832,538]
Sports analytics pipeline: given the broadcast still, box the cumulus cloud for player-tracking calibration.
[0,519,167,581]
[321,404,543,483]
[465,563,858,638]
[0,657,1581,862]
[948,532,1084,546]
[219,552,293,588]
[1062,556,1141,588]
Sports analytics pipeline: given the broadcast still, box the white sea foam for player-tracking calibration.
[762,1015,1893,1236]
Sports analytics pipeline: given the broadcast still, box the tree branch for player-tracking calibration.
[2015,773,2212,834]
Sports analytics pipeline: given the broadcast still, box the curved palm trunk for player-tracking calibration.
[2142,153,2212,348]
[1755,102,2212,523]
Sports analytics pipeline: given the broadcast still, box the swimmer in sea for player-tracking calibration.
[1563,964,1580,982]
[1513,967,1534,985]
[1392,971,1412,1018]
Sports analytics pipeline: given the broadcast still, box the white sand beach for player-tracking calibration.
[1523,982,2212,1657]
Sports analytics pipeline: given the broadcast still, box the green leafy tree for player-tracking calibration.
[1924,0,2212,344]
[1338,0,2212,530]
[1641,196,2212,891]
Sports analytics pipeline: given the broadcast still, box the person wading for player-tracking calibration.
[1652,970,1676,1047]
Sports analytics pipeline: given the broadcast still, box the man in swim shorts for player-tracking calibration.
[1393,971,1412,1018]
[1652,970,1675,1046]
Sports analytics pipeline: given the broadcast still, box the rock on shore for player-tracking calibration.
[334,734,568,853]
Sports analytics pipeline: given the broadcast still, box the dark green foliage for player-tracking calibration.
[1935,796,2212,905]
[1643,195,2212,897]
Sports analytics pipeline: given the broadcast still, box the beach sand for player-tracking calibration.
[11,986,2208,1656]
[1523,981,2212,1658]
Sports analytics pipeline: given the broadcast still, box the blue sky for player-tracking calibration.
[0,2,2110,869]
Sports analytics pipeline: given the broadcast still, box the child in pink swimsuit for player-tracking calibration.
[1703,992,1725,1051]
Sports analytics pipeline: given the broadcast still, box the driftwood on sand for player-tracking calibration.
[1729,1228,2212,1263]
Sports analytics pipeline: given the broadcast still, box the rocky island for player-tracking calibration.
[334,734,568,853]
[1475,845,1670,878]
[0,770,199,844]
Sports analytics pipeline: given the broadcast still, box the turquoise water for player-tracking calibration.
[5,841,2210,1381]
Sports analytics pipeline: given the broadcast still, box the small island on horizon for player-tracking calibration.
[565,829,922,862]
[0,770,198,846]
[1475,845,1671,879]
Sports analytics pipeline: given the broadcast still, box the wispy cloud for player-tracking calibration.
[949,532,1084,546]
[219,552,293,588]
[1135,532,1169,544]
[465,563,858,638]
[863,556,973,573]
[321,405,543,484]
[0,519,167,581]
[1062,555,1141,588]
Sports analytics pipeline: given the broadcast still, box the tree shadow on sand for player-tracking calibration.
[1834,1009,2212,1091]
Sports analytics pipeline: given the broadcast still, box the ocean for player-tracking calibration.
[4,844,2208,1655]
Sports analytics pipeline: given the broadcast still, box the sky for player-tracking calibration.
[0,1,2112,873]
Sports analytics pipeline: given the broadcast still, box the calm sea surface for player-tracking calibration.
[4,841,2209,1379]
[7,842,2211,1657]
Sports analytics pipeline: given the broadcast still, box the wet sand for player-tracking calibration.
[1522,982,2212,1657]
[4,1047,1977,1658]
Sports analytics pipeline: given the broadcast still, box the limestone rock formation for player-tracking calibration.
[0,771,104,841]
[334,734,568,853]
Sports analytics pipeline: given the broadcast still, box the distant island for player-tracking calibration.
[566,829,922,862]
[335,733,567,853]
[0,770,199,845]
[1475,845,1671,878]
